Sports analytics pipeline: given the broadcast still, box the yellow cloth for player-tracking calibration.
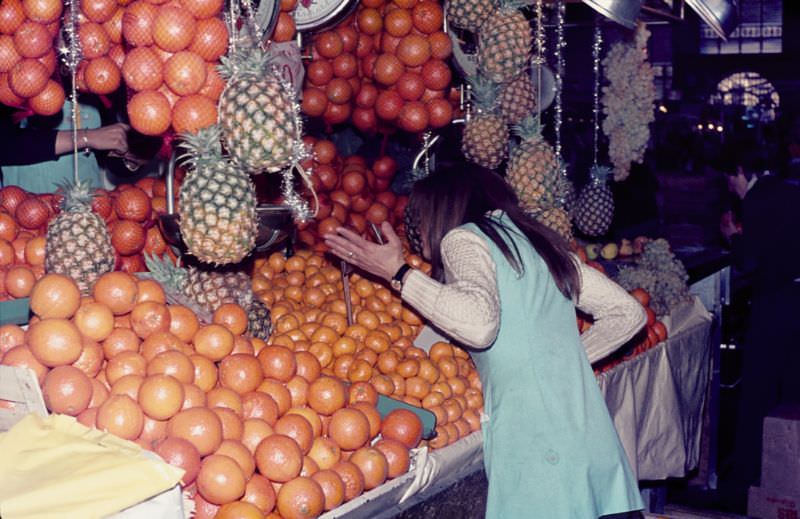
[0,414,183,519]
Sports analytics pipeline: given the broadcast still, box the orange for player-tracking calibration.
[308,342,333,369]
[216,501,263,519]
[110,373,144,400]
[218,353,264,395]
[96,394,144,440]
[138,374,184,420]
[311,469,345,511]
[242,391,279,425]
[29,273,80,318]
[241,418,274,455]
[355,310,378,330]
[196,454,246,506]
[213,303,249,335]
[380,408,422,449]
[215,439,256,480]
[135,279,166,303]
[130,301,171,339]
[255,434,303,483]
[181,383,207,410]
[193,324,234,362]
[242,474,277,515]
[147,349,195,384]
[72,337,104,378]
[286,375,309,408]
[92,272,138,315]
[2,345,48,383]
[286,407,323,438]
[42,365,92,416]
[140,331,187,361]
[207,386,244,416]
[168,406,223,456]
[28,318,83,367]
[190,353,218,392]
[331,460,364,502]
[0,323,26,354]
[257,345,297,382]
[328,407,370,451]
[307,436,341,470]
[307,376,346,416]
[370,374,395,396]
[374,438,410,478]
[274,413,314,455]
[257,378,293,416]
[105,351,147,385]
[276,476,324,519]
[348,381,378,406]
[294,351,321,383]
[168,305,200,342]
[73,301,115,341]
[5,265,34,298]
[349,446,388,490]
[212,406,244,441]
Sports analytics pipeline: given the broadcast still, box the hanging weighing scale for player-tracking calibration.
[291,0,359,34]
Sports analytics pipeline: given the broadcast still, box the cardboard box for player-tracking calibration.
[748,486,800,519]
[762,405,800,494]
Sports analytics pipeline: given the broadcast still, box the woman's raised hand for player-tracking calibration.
[324,221,406,281]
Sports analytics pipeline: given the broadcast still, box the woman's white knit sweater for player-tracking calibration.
[401,228,646,363]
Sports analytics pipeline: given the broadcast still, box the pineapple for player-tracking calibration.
[144,253,272,339]
[218,40,298,174]
[498,73,536,124]
[45,181,114,294]
[574,165,615,237]
[477,1,532,84]
[446,0,497,32]
[506,115,559,212]
[462,75,508,170]
[178,125,257,265]
[555,172,577,216]
[534,207,573,242]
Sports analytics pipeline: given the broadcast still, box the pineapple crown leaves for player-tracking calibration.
[589,164,613,185]
[177,125,225,167]
[55,179,94,212]
[466,74,501,112]
[511,114,544,142]
[143,252,188,291]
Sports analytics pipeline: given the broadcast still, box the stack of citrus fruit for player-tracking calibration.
[253,249,484,451]
[1,268,451,518]
[297,137,409,252]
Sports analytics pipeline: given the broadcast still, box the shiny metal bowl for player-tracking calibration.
[583,0,642,29]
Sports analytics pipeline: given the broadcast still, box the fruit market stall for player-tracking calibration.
[0,0,739,515]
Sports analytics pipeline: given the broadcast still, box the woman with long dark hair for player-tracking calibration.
[324,164,645,517]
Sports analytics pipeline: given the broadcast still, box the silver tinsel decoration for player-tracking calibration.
[58,0,83,183]
[280,71,316,222]
[592,21,603,167]
[553,0,565,173]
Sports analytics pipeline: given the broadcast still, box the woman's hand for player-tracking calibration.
[86,123,129,154]
[324,221,406,282]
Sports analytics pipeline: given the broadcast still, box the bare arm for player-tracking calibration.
[54,123,130,156]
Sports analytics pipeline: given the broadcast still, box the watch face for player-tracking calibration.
[293,0,357,33]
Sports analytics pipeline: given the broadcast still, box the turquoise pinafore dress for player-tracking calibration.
[463,214,642,518]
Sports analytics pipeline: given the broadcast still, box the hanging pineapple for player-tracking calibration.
[498,72,537,124]
[555,171,577,216]
[45,181,115,294]
[534,207,573,242]
[477,0,532,84]
[144,253,271,340]
[178,125,257,265]
[506,115,559,212]
[446,0,497,33]
[462,74,508,170]
[574,165,614,237]
[217,39,299,174]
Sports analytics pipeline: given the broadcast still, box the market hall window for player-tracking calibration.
[710,71,780,123]
[700,0,782,54]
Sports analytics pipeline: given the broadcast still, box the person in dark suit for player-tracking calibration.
[720,164,800,499]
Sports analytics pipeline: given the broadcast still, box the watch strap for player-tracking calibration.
[391,264,413,289]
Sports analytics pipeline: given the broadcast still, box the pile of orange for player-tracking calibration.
[0,0,64,115]
[300,0,460,133]
[1,270,431,518]
[0,177,180,302]
[0,185,52,301]
[253,249,484,451]
[297,137,409,252]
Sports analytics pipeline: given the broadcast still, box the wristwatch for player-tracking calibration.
[391,264,413,291]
